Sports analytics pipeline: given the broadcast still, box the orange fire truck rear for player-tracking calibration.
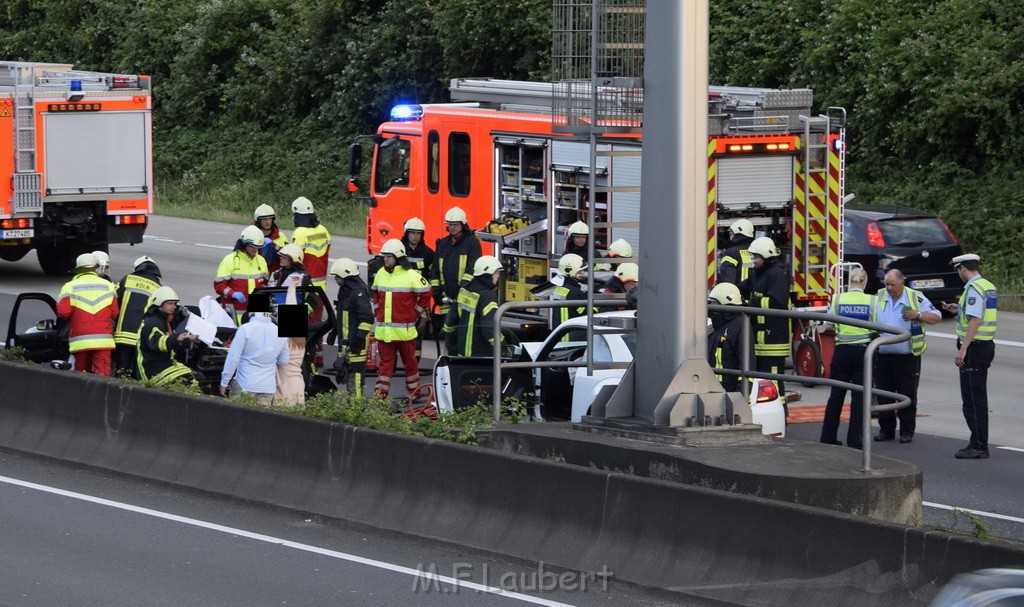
[0,62,152,275]
[350,78,846,321]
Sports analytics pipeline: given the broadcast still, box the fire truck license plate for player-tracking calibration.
[0,229,34,239]
[910,279,943,289]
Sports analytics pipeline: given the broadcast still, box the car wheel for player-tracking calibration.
[794,338,823,388]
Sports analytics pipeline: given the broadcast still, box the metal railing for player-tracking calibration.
[489,299,913,472]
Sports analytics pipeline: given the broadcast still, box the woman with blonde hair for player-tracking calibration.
[275,336,307,406]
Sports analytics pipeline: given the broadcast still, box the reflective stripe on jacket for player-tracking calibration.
[114,272,160,345]
[291,224,331,285]
[372,266,431,342]
[831,290,875,345]
[873,287,928,356]
[214,250,269,313]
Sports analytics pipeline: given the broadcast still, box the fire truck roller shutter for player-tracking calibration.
[43,111,150,196]
[716,156,793,211]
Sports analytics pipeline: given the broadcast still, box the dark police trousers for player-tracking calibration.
[875,353,921,438]
[959,339,995,452]
[820,344,866,447]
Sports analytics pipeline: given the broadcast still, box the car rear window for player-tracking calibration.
[877,217,955,247]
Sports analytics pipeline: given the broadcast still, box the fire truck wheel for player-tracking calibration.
[793,338,823,388]
[36,244,90,276]
[0,246,30,262]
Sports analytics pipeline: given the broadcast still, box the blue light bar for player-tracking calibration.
[390,104,423,121]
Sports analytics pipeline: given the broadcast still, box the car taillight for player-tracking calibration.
[756,379,778,403]
[938,219,959,244]
[866,221,885,247]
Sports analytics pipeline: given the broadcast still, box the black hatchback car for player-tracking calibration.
[843,203,964,305]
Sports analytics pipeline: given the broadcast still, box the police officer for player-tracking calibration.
[56,253,119,375]
[137,286,199,387]
[871,269,941,443]
[706,282,753,393]
[718,219,755,285]
[430,206,481,329]
[444,256,503,357]
[290,196,331,320]
[738,236,790,398]
[551,253,590,329]
[372,239,431,400]
[329,258,374,395]
[253,203,288,275]
[112,255,162,378]
[820,268,873,448]
[215,225,270,322]
[942,254,998,459]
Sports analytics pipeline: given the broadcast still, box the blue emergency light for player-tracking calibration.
[390,104,423,121]
[832,137,846,152]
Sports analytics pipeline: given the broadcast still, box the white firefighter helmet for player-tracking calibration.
[557,253,588,276]
[75,253,99,270]
[709,282,742,305]
[473,255,504,276]
[330,258,360,278]
[730,219,755,238]
[380,238,406,257]
[92,251,110,268]
[748,236,779,259]
[444,207,468,224]
[133,255,155,270]
[151,286,180,307]
[254,204,276,220]
[279,243,304,263]
[615,262,639,283]
[240,225,265,246]
[404,217,426,232]
[567,221,589,237]
[608,239,633,258]
[291,196,315,214]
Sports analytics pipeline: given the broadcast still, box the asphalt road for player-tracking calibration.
[2,216,1024,545]
[0,450,698,607]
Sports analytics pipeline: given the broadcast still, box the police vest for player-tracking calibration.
[831,290,874,345]
[874,287,928,356]
[957,277,998,341]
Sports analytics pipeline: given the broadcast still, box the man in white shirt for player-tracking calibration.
[219,312,288,405]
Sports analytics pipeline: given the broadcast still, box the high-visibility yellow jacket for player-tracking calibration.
[372,265,431,342]
[214,250,269,314]
[56,271,119,352]
[291,224,331,286]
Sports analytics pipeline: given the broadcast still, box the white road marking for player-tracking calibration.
[928,331,1024,348]
[0,475,576,606]
[996,446,1024,453]
[143,235,182,243]
[924,501,1024,525]
[192,243,234,250]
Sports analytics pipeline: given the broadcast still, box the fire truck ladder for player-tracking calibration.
[3,62,43,214]
[799,113,833,297]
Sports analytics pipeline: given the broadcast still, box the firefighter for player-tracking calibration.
[430,206,481,331]
[137,286,199,387]
[603,262,638,295]
[820,268,873,449]
[706,282,753,393]
[56,253,119,376]
[551,253,590,329]
[290,196,331,321]
[401,217,435,280]
[112,255,162,378]
[93,250,113,282]
[253,203,288,275]
[214,225,270,322]
[329,258,374,394]
[372,239,431,400]
[718,219,755,285]
[443,255,504,357]
[739,236,790,399]
[564,221,591,260]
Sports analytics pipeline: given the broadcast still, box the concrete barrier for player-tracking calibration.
[1,359,1022,606]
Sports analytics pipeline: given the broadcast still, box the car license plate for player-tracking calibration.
[0,229,34,239]
[910,278,943,289]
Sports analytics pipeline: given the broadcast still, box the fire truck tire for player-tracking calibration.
[0,246,30,262]
[37,244,95,276]
[793,338,823,388]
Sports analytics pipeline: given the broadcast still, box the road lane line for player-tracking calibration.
[924,501,1024,525]
[996,446,1024,453]
[143,235,182,243]
[928,331,1024,348]
[0,475,577,606]
[192,243,234,250]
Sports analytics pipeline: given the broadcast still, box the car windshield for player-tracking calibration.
[877,217,955,247]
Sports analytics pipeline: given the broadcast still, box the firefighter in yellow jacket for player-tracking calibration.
[371,239,431,400]
[290,196,331,320]
[214,225,270,322]
[56,253,119,375]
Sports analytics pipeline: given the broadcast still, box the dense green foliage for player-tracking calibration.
[2,0,1020,287]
